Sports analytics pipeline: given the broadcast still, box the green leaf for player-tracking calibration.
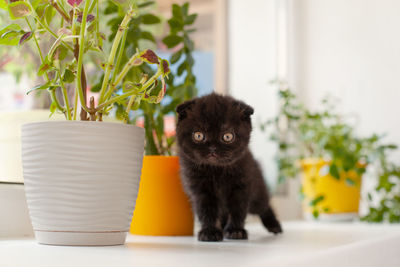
[104,2,118,14]
[329,164,340,179]
[0,0,7,10]
[162,34,183,48]
[356,167,366,175]
[54,45,68,61]
[172,4,183,20]
[140,31,155,42]
[177,61,186,76]
[181,2,189,16]
[170,49,182,64]
[49,101,57,117]
[110,0,137,9]
[0,24,22,45]
[184,14,197,25]
[168,17,183,31]
[141,13,160,24]
[312,209,319,219]
[31,0,43,9]
[62,69,75,83]
[27,83,56,95]
[345,178,356,186]
[8,1,32,20]
[90,83,101,92]
[309,195,325,206]
[37,58,53,76]
[44,5,55,25]
[138,1,155,8]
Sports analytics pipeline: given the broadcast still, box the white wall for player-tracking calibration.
[291,0,400,161]
[290,0,400,215]
[228,0,400,219]
[228,0,279,186]
[228,0,304,220]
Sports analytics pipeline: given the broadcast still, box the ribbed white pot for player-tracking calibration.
[21,121,144,246]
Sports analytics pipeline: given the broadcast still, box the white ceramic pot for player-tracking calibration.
[21,121,144,246]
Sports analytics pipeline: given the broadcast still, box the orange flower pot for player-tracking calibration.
[130,156,194,236]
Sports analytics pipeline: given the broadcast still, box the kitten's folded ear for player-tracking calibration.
[176,99,196,121]
[235,101,254,120]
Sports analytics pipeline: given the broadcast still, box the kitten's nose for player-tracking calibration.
[209,146,216,153]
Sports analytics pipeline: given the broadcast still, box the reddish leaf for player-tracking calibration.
[8,1,31,19]
[140,49,159,64]
[77,13,94,23]
[19,31,32,45]
[67,0,82,7]
[161,59,170,76]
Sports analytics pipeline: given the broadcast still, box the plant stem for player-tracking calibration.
[76,0,92,115]
[27,2,74,51]
[71,7,78,120]
[97,68,162,111]
[112,52,139,89]
[89,96,96,121]
[89,0,97,14]
[49,0,71,23]
[25,18,48,80]
[102,30,128,103]
[110,29,128,87]
[96,87,140,111]
[144,111,160,155]
[50,89,65,113]
[95,0,100,45]
[124,95,136,122]
[103,50,140,102]
[25,18,66,117]
[141,68,162,92]
[58,70,72,120]
[98,8,136,104]
[73,86,78,120]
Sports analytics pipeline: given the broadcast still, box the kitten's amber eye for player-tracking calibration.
[193,131,205,142]
[222,132,234,143]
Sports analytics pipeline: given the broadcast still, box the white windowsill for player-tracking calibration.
[1,221,399,267]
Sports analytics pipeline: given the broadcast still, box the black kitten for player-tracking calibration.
[176,93,282,242]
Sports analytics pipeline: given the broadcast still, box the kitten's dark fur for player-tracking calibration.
[176,93,282,242]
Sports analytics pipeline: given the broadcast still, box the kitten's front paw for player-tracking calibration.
[266,220,283,235]
[224,228,248,240]
[198,227,223,242]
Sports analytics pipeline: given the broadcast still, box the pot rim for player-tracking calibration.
[21,120,144,131]
[299,158,367,168]
[143,155,179,159]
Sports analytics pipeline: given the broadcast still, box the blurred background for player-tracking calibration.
[1,0,400,221]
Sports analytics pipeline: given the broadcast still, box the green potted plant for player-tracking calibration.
[103,1,198,235]
[1,0,169,245]
[262,81,400,221]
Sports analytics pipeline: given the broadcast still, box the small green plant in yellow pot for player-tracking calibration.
[262,82,400,221]
[300,159,363,220]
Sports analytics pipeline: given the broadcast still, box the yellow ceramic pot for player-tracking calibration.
[130,156,194,236]
[300,159,362,217]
